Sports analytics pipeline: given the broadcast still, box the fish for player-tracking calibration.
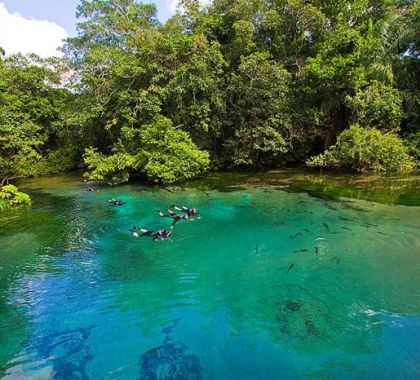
[286,263,295,274]
[293,249,309,253]
[325,204,338,210]
[339,217,354,222]
[341,226,351,231]
[323,222,330,231]
[363,222,378,228]
[314,246,320,254]
[330,256,341,265]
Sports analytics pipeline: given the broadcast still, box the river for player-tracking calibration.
[0,171,419,379]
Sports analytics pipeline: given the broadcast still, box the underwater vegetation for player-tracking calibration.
[34,327,93,380]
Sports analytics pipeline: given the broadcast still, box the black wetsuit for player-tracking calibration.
[140,229,172,240]
[108,198,125,206]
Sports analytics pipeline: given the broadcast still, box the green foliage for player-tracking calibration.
[404,132,420,162]
[83,116,209,185]
[1,0,419,184]
[225,126,287,168]
[346,81,403,130]
[0,55,74,183]
[84,147,137,185]
[36,149,78,175]
[63,0,418,174]
[307,124,415,173]
[139,116,210,183]
[0,185,31,211]
[226,52,290,167]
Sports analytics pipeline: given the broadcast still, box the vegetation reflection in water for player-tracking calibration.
[0,173,419,379]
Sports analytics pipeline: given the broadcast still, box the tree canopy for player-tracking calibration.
[0,0,419,191]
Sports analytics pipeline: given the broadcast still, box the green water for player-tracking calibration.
[0,172,419,379]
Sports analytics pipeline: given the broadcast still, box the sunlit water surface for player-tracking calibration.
[1,172,419,379]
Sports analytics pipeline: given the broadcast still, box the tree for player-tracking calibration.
[346,81,403,131]
[84,116,209,184]
[0,54,73,184]
[225,52,290,168]
[307,124,415,172]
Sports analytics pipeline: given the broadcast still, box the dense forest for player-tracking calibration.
[1,0,419,197]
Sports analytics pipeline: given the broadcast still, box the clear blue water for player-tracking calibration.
[1,173,420,379]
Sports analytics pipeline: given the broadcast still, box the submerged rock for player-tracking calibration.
[35,327,93,379]
[139,337,202,380]
[285,300,303,312]
[277,298,329,339]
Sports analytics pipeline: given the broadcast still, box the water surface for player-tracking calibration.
[1,172,419,379]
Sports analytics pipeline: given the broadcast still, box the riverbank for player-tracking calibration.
[17,170,420,207]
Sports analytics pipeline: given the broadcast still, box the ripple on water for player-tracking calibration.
[1,177,420,379]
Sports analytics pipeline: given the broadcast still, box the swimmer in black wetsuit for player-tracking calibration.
[108,198,125,206]
[137,228,172,240]
[130,226,142,238]
[170,205,201,218]
[157,210,189,227]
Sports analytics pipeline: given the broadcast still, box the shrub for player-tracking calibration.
[34,148,77,176]
[83,116,210,185]
[0,184,31,211]
[404,132,420,163]
[138,116,210,183]
[83,147,137,185]
[225,126,287,168]
[306,124,415,172]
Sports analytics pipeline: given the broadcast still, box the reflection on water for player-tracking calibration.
[185,170,420,206]
[1,172,420,379]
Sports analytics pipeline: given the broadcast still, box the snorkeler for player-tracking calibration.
[157,210,189,227]
[136,228,172,240]
[107,198,125,206]
[169,205,201,218]
[130,226,142,238]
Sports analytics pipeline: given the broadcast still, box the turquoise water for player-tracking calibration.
[1,173,420,379]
